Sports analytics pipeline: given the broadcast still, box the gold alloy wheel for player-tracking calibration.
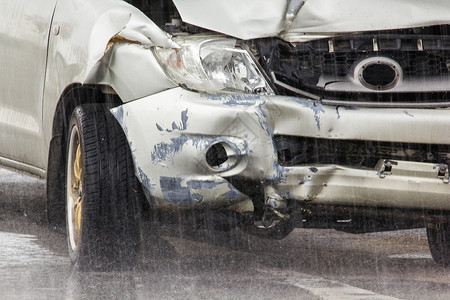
[73,144,82,238]
[67,124,82,251]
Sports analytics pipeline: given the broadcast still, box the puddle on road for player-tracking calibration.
[0,231,66,267]
[0,232,70,299]
[0,168,44,184]
[388,253,432,259]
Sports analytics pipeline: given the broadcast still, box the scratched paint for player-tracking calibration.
[160,177,195,205]
[285,97,326,131]
[200,93,262,106]
[151,135,190,162]
[159,177,243,206]
[264,162,290,185]
[113,84,450,214]
[156,109,189,132]
[403,111,414,118]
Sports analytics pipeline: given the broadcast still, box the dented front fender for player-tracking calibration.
[111,88,278,211]
[43,0,181,162]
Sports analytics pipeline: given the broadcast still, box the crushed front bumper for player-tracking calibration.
[111,88,450,212]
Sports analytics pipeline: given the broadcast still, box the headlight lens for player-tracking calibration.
[153,36,274,95]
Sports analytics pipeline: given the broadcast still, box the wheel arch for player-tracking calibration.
[46,83,122,224]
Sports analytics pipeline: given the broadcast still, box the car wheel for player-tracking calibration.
[66,104,141,271]
[427,221,450,266]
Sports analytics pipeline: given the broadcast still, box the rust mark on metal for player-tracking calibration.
[104,34,143,55]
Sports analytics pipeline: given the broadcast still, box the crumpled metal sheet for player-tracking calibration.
[173,0,450,42]
[173,0,288,40]
[83,6,178,101]
[111,88,450,210]
[284,0,450,42]
[85,7,179,66]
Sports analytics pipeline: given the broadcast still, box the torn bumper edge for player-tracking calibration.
[111,87,450,212]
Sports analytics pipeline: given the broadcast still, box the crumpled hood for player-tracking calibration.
[173,0,450,42]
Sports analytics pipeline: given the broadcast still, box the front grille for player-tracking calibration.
[318,51,448,78]
[271,46,450,84]
[274,135,450,168]
[257,27,450,105]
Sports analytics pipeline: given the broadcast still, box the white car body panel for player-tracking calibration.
[173,0,450,41]
[0,0,449,216]
[0,0,57,173]
[1,0,177,172]
[112,89,450,211]
[42,0,177,170]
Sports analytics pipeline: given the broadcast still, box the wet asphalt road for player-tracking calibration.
[1,167,450,300]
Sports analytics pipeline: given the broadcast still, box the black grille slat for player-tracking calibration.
[258,27,450,105]
[274,49,450,81]
[274,135,450,168]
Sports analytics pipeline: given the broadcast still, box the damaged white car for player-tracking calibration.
[1,0,450,269]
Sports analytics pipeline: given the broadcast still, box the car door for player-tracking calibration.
[0,0,57,170]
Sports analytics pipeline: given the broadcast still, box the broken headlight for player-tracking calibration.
[153,36,274,95]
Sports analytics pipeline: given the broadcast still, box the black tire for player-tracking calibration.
[66,104,141,271]
[427,221,450,266]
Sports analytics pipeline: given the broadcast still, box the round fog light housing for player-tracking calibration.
[205,141,240,172]
[356,57,402,90]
